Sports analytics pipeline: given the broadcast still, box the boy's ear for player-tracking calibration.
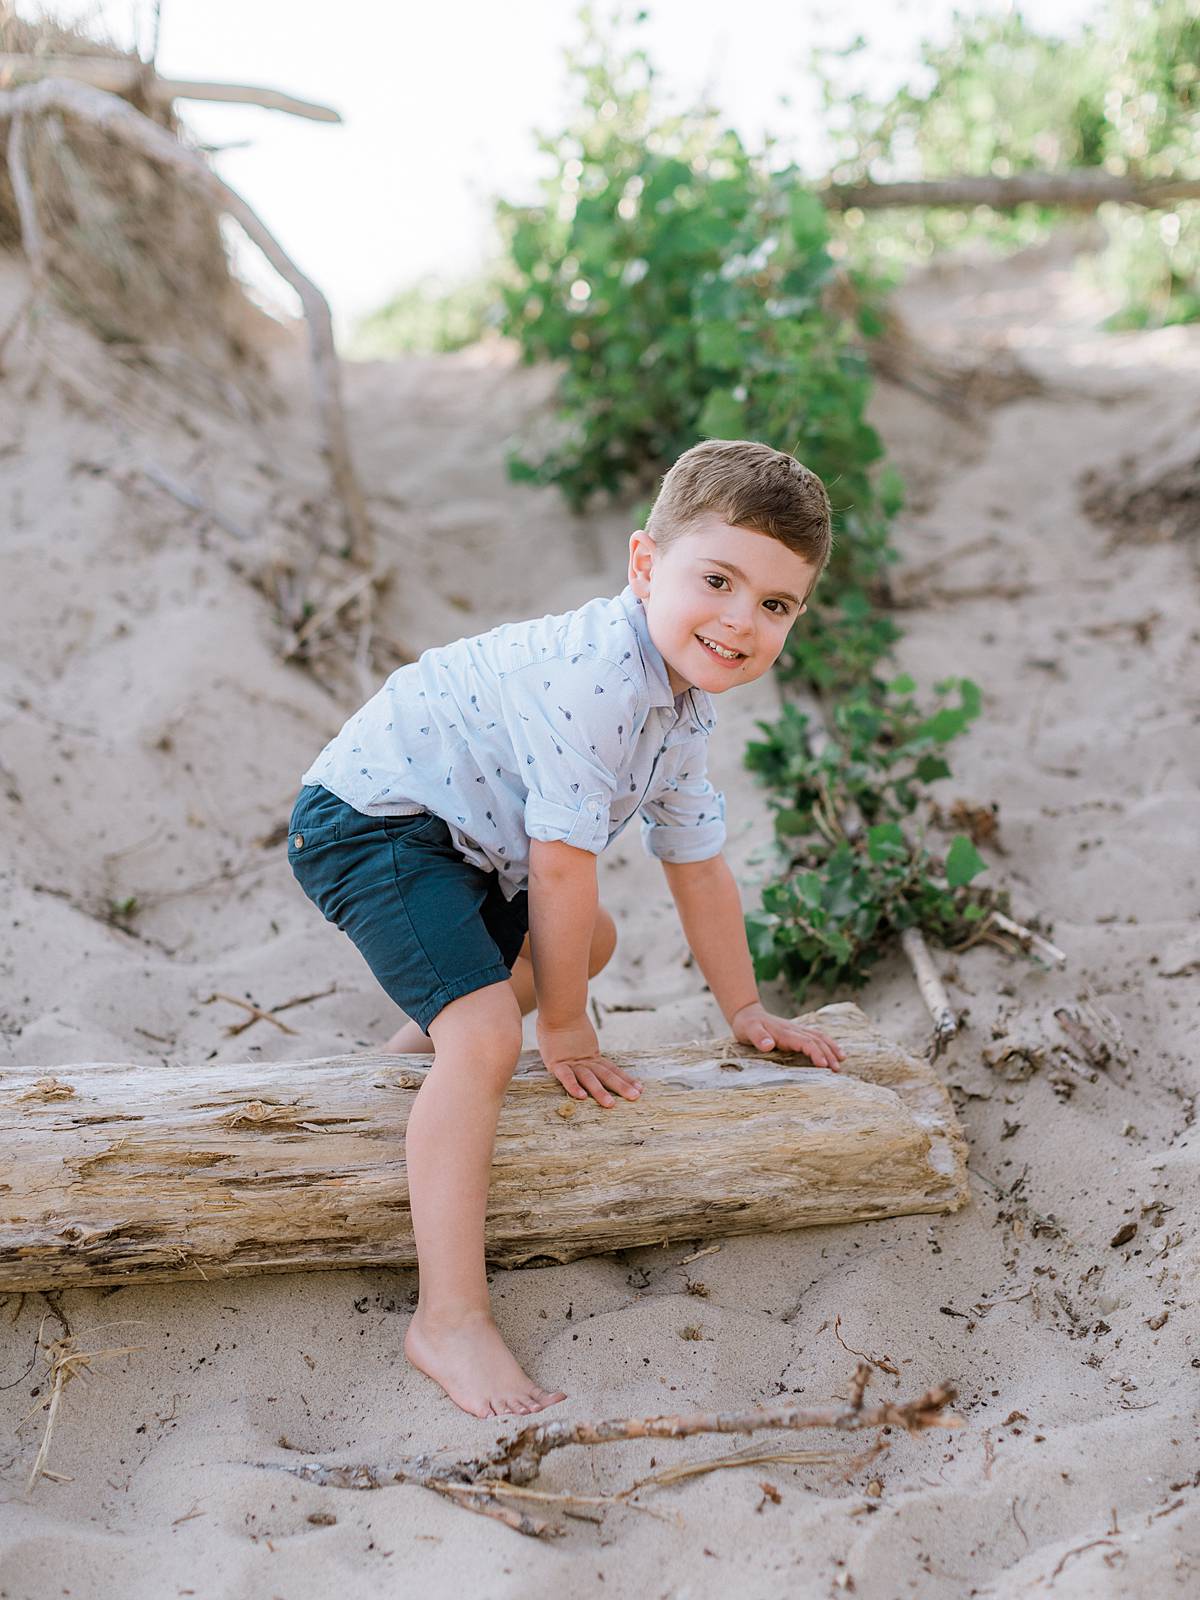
[628,528,656,597]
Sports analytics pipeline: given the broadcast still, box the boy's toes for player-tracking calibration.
[529,1387,566,1411]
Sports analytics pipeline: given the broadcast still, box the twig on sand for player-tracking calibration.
[217,984,338,1038]
[247,1365,959,1539]
[833,1313,900,1377]
[988,911,1065,968]
[204,992,299,1036]
[899,927,959,1056]
[19,1315,148,1492]
[141,465,254,543]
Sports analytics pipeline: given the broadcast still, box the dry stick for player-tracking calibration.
[203,992,299,1037]
[989,911,1065,969]
[626,1441,841,1492]
[5,110,43,282]
[21,1318,149,1493]
[821,169,1200,213]
[0,54,342,122]
[0,77,372,568]
[899,928,958,1052]
[249,1365,959,1539]
[283,566,378,656]
[141,465,254,542]
[222,984,339,1038]
[0,110,41,363]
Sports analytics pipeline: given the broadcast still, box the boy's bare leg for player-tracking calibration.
[383,905,617,1054]
[401,979,567,1418]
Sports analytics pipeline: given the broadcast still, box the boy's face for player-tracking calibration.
[628,514,818,697]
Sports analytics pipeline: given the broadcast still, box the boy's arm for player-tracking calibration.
[661,853,845,1070]
[527,838,599,1026]
[528,839,643,1104]
[659,853,758,1025]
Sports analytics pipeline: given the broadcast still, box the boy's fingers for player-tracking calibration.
[553,1066,588,1100]
[595,1061,643,1097]
[782,1032,839,1070]
[574,1068,615,1107]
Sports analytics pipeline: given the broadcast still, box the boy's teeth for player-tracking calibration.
[699,636,740,659]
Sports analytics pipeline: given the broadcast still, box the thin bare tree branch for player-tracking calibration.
[0,54,341,122]
[822,169,1200,213]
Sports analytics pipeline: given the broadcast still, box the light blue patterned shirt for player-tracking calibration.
[301,584,726,900]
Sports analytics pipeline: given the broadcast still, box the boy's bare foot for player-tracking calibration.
[383,1019,434,1053]
[404,1306,566,1419]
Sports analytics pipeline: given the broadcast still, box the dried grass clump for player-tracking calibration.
[0,10,250,359]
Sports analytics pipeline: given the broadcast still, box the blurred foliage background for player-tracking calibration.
[351,0,1199,356]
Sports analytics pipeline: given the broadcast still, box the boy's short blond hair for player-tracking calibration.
[646,438,833,579]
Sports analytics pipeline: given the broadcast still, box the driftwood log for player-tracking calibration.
[1,1003,968,1293]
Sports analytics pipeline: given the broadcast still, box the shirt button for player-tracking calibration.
[293,834,304,849]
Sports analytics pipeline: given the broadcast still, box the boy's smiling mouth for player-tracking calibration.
[696,633,745,663]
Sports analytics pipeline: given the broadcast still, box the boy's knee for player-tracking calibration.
[588,906,617,976]
[428,982,523,1078]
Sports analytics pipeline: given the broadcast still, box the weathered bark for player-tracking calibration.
[0,1003,968,1292]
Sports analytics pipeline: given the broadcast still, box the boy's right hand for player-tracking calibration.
[536,1015,643,1108]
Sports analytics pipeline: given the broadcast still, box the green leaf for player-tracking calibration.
[945,835,987,887]
[915,754,952,783]
[866,822,908,862]
[774,807,810,836]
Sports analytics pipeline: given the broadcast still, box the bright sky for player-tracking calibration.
[25,0,1095,337]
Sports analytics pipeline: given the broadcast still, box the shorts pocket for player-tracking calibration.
[287,784,342,849]
[383,811,446,845]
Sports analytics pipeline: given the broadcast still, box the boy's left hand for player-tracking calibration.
[731,1002,846,1071]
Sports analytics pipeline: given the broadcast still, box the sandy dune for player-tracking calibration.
[1,228,1197,1596]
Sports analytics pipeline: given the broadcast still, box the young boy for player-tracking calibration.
[288,438,846,1420]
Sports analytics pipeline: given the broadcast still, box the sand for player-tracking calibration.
[1,226,1197,1596]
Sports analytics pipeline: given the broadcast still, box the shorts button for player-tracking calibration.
[293,834,304,849]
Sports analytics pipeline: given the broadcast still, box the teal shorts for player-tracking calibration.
[287,784,529,1033]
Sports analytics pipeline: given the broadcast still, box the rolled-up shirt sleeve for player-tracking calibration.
[498,655,634,855]
[640,736,727,863]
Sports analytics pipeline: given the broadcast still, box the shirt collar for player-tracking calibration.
[616,585,717,734]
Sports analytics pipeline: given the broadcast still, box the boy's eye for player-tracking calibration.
[703,573,790,615]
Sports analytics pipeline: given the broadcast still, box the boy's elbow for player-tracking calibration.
[661,850,726,885]
[529,836,599,878]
